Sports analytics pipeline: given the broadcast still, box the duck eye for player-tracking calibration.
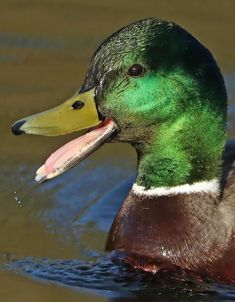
[71,100,84,110]
[127,64,145,77]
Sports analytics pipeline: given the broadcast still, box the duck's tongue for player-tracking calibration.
[35,119,117,183]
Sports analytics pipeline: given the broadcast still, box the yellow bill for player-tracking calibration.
[12,88,118,182]
[12,88,100,136]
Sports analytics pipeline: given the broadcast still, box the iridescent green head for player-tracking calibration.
[12,18,227,188]
[82,18,227,188]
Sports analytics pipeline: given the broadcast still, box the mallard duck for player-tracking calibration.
[12,18,235,284]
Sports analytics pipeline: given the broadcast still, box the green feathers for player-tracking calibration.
[83,18,227,188]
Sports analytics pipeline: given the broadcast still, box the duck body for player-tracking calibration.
[12,18,235,284]
[106,142,235,284]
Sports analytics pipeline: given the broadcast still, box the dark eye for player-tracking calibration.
[71,100,84,110]
[127,64,146,77]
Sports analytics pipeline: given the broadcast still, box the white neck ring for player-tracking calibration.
[132,179,220,197]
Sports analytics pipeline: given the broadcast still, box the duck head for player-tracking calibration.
[12,18,227,187]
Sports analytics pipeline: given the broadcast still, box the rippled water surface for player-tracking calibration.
[0,1,235,301]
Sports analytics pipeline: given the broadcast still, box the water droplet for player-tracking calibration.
[13,191,23,208]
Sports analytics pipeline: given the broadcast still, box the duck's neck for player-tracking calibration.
[107,106,229,274]
[107,110,229,273]
[134,110,226,190]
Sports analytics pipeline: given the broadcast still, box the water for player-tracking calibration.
[0,0,235,301]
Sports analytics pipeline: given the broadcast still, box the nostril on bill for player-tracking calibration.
[11,120,26,135]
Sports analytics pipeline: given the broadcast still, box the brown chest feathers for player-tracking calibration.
[106,190,235,283]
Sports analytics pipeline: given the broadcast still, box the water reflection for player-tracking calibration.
[10,255,218,302]
[37,163,135,262]
[9,252,235,301]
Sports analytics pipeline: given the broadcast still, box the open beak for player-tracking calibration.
[12,88,118,182]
